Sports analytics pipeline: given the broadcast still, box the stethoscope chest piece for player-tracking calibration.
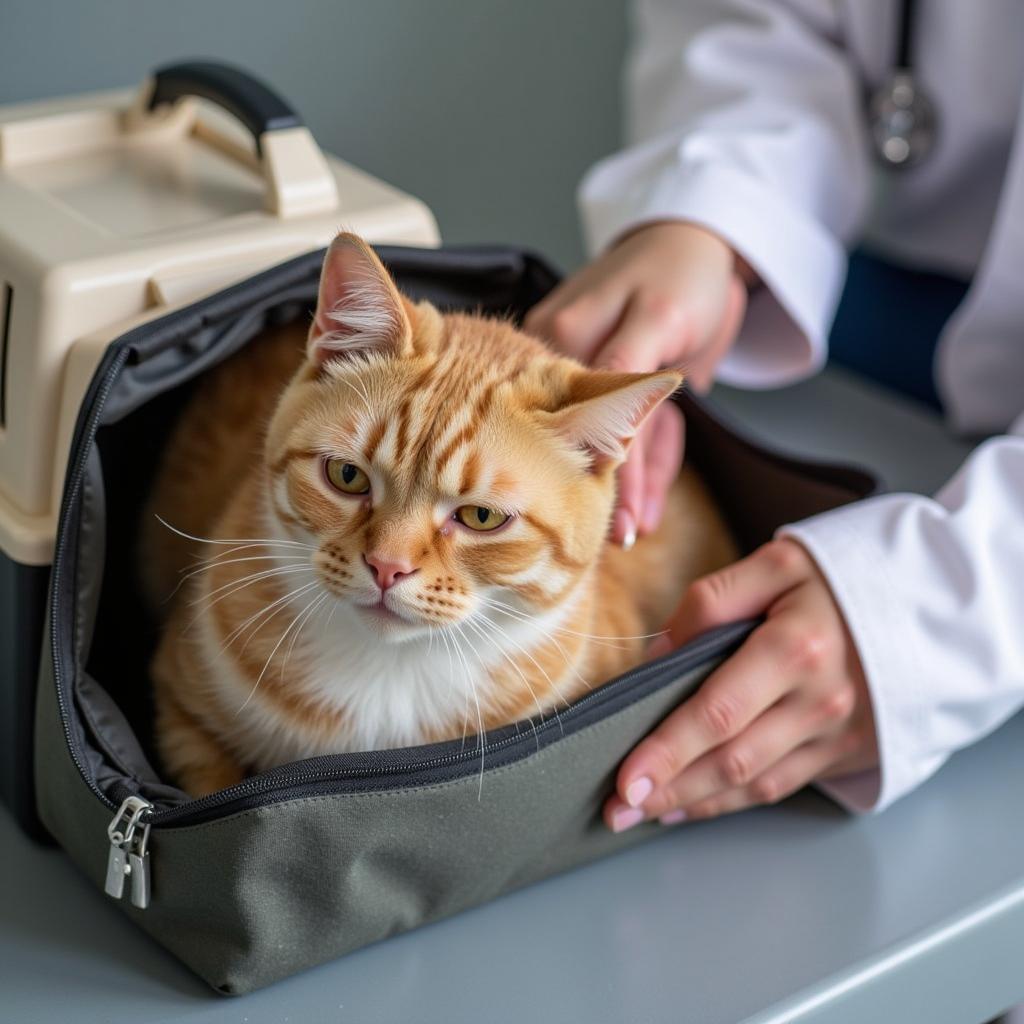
[869,70,937,169]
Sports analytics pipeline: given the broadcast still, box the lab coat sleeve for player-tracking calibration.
[578,0,873,388]
[780,417,1024,812]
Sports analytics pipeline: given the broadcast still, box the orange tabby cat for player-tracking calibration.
[143,233,737,797]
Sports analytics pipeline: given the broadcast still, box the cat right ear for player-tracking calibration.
[544,368,683,468]
[307,233,413,367]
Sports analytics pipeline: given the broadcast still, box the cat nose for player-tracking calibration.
[363,553,419,591]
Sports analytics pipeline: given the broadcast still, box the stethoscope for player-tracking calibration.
[868,0,937,168]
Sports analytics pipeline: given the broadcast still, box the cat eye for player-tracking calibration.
[325,459,371,495]
[454,505,510,532]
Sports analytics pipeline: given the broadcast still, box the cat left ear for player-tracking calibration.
[308,232,413,368]
[546,369,683,468]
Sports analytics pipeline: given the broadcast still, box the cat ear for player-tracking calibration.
[308,232,413,367]
[545,369,683,467]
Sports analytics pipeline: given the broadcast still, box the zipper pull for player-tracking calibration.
[128,829,151,909]
[104,838,129,900]
[104,795,153,909]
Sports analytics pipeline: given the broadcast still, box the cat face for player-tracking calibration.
[263,234,681,644]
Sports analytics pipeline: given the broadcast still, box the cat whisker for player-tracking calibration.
[325,598,339,631]
[341,365,374,410]
[435,628,461,741]
[479,595,666,648]
[171,553,310,600]
[453,623,489,800]
[184,566,312,635]
[481,612,646,650]
[235,588,326,717]
[280,592,330,683]
[447,624,476,750]
[463,617,545,752]
[438,628,470,751]
[332,373,374,418]
[154,515,316,550]
[449,626,481,741]
[190,564,312,609]
[220,580,321,657]
[480,609,592,710]
[182,541,313,573]
[472,613,573,729]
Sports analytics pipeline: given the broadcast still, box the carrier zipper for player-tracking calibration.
[104,795,153,909]
[147,619,753,828]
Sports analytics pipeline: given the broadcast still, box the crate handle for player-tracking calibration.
[148,61,300,153]
[142,60,338,219]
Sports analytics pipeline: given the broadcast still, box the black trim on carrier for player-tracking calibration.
[1,554,50,834]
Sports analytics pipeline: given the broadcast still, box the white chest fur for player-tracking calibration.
[196,584,580,772]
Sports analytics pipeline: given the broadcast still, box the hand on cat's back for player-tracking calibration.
[524,221,749,548]
[603,539,880,830]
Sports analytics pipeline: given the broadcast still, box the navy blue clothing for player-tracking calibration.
[827,251,971,412]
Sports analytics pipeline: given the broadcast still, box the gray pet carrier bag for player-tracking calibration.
[32,242,878,993]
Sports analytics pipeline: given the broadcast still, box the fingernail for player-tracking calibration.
[659,809,688,826]
[646,634,672,660]
[611,807,645,833]
[625,776,653,808]
[614,509,637,551]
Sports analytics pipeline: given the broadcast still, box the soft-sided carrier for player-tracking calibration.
[33,241,878,993]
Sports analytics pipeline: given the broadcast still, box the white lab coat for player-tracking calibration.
[579,0,1024,811]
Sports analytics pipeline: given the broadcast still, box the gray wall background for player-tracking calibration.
[0,0,629,270]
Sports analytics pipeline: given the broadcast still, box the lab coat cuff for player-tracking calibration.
[779,500,945,814]
[578,158,845,388]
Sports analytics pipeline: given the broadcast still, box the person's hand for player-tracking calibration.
[604,538,879,830]
[524,221,749,547]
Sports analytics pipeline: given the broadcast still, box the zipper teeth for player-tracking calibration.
[148,623,746,827]
[152,686,603,821]
[51,346,132,814]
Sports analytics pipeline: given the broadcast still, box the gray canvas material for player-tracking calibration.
[37,636,724,994]
[32,245,879,994]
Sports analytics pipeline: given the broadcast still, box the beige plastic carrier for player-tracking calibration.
[0,61,439,568]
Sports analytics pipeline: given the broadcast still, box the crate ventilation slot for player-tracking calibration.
[0,282,11,429]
